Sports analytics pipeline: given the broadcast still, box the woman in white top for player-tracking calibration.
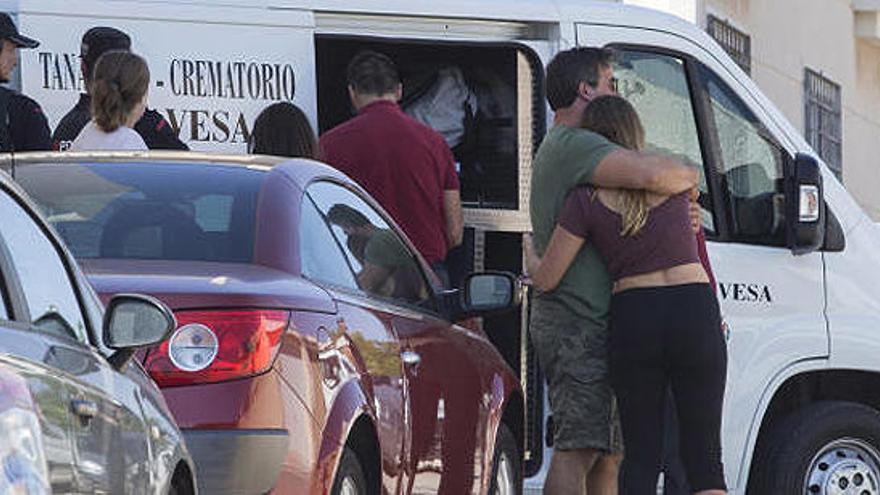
[71,50,149,151]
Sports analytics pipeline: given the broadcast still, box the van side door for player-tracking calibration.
[0,184,151,493]
[575,24,828,491]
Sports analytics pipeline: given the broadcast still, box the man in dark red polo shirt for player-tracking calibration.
[319,50,463,285]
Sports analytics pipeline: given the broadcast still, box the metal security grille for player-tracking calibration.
[804,69,843,180]
[707,15,751,75]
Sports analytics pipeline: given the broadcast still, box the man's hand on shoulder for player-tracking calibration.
[592,149,698,195]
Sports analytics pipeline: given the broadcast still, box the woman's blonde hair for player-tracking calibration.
[90,51,150,132]
[582,95,649,236]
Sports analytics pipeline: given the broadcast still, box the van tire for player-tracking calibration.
[489,424,522,495]
[748,401,880,495]
[331,447,368,495]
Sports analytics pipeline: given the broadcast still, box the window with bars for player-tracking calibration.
[804,69,842,180]
[707,15,751,75]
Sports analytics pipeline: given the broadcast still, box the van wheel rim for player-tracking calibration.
[340,476,359,495]
[494,452,515,495]
[805,438,880,495]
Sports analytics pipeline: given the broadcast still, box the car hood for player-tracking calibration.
[81,259,336,314]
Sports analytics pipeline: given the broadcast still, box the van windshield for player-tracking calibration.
[16,162,265,263]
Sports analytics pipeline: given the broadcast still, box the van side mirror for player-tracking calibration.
[104,294,176,370]
[785,153,825,255]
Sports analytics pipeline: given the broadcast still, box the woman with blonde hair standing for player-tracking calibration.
[71,50,150,151]
[526,95,728,495]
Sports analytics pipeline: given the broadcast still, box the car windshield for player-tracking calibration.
[15,162,266,263]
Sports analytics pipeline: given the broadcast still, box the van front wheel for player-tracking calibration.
[749,401,880,495]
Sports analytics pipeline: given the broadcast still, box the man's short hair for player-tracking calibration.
[327,204,372,229]
[81,27,131,82]
[346,50,400,97]
[545,47,615,111]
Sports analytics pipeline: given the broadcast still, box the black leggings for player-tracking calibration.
[609,283,727,493]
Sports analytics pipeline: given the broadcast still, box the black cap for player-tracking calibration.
[81,27,131,70]
[0,13,39,49]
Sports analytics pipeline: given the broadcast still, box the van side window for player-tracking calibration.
[613,50,714,233]
[0,189,88,342]
[701,66,787,246]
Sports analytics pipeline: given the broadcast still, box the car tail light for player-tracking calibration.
[168,324,219,372]
[145,309,289,387]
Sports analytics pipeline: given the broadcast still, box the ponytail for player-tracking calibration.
[90,51,149,132]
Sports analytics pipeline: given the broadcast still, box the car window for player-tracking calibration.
[0,189,88,342]
[299,195,360,291]
[306,181,433,309]
[700,65,787,246]
[613,49,714,233]
[16,162,264,263]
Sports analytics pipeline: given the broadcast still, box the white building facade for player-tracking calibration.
[621,0,880,219]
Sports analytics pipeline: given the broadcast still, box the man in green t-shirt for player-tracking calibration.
[529,47,698,494]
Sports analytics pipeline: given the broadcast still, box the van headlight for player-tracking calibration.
[0,408,49,495]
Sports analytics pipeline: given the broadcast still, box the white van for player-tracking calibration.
[6,1,877,494]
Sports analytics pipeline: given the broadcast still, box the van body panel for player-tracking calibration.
[728,358,830,488]
[7,0,879,493]
[708,246,827,489]
[277,0,561,23]
[825,222,880,370]
[15,0,317,153]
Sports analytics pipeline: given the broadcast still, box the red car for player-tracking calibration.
[13,152,525,495]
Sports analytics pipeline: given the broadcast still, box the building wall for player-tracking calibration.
[621,0,880,219]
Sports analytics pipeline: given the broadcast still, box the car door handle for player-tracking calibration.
[71,399,98,420]
[401,351,421,367]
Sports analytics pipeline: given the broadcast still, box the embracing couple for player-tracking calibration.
[525,47,728,495]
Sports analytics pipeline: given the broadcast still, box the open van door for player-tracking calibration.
[576,23,829,491]
[17,0,317,153]
[312,13,550,482]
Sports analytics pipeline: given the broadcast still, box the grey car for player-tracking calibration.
[0,166,196,494]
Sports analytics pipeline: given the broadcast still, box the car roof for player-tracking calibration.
[0,151,356,192]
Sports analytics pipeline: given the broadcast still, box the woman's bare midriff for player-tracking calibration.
[612,262,709,294]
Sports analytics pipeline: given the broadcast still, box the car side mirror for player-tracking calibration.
[103,294,176,370]
[462,272,521,314]
[785,153,825,255]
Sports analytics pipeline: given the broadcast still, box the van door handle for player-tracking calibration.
[71,399,98,420]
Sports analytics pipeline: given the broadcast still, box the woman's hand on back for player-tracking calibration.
[689,187,702,233]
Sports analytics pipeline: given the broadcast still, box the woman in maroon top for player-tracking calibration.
[526,95,727,495]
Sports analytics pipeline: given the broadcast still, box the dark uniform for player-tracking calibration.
[52,94,186,151]
[0,13,51,152]
[0,87,51,151]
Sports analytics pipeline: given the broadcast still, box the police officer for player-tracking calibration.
[0,13,51,152]
[53,27,187,151]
